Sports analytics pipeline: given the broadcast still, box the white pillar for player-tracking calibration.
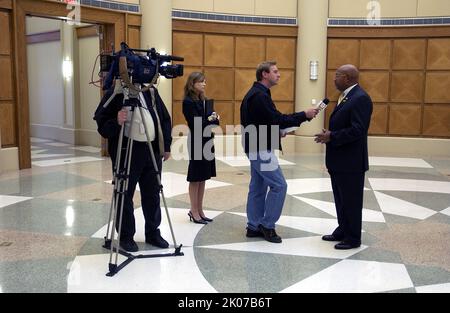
[295,0,328,152]
[61,21,76,144]
[140,0,173,115]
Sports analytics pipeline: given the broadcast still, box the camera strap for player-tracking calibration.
[149,88,165,155]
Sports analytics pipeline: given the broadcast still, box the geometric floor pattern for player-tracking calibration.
[1,138,450,293]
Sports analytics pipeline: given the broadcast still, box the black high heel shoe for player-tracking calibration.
[200,215,213,222]
[188,211,207,224]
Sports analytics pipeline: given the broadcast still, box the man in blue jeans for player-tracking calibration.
[240,61,318,243]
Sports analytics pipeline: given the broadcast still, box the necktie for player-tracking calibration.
[149,88,165,156]
[337,93,345,106]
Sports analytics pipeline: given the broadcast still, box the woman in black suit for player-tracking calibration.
[183,72,219,224]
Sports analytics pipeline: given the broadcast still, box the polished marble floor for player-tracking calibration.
[1,137,450,293]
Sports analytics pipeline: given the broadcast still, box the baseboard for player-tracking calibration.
[369,136,450,157]
[75,129,101,147]
[30,124,75,144]
[171,135,450,158]
[0,147,19,172]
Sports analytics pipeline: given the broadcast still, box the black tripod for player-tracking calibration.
[102,80,183,277]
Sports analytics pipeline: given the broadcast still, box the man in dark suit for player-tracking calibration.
[314,64,373,250]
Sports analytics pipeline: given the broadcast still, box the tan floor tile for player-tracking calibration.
[372,221,450,271]
[0,230,88,262]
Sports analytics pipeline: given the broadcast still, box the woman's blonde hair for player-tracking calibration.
[184,72,206,100]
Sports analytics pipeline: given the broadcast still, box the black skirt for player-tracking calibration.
[186,134,216,182]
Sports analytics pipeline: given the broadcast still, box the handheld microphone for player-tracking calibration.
[316,98,330,111]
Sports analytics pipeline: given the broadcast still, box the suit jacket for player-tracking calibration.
[240,82,309,153]
[94,87,172,159]
[326,84,373,173]
[182,97,219,158]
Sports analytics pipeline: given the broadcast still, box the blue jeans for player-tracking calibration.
[246,151,287,230]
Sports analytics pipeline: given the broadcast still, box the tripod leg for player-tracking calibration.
[137,105,179,248]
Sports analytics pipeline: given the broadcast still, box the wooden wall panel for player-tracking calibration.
[0,56,13,100]
[427,38,450,70]
[205,35,234,67]
[0,102,15,146]
[173,66,202,101]
[423,105,450,136]
[393,39,426,70]
[0,11,10,55]
[235,36,265,68]
[233,102,240,126]
[214,101,233,132]
[369,104,388,135]
[425,72,450,103]
[127,26,140,49]
[389,104,422,135]
[235,69,255,100]
[327,39,359,69]
[390,72,424,103]
[271,70,294,101]
[327,28,450,138]
[172,100,186,128]
[326,70,340,101]
[359,71,389,102]
[360,39,391,69]
[266,38,296,69]
[276,102,294,114]
[173,32,203,66]
[203,68,234,100]
[173,22,297,131]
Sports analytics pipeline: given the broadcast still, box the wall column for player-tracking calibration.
[61,21,76,144]
[140,0,173,115]
[295,0,329,153]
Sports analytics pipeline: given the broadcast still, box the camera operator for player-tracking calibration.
[94,85,172,252]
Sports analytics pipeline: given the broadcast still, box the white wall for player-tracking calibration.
[26,16,60,34]
[329,0,450,18]
[27,40,65,136]
[173,0,298,17]
[76,35,101,146]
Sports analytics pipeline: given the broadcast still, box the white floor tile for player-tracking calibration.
[199,236,367,259]
[161,172,231,198]
[45,142,71,147]
[374,191,436,220]
[369,178,450,194]
[294,196,386,223]
[32,156,104,167]
[30,149,47,155]
[0,195,33,209]
[31,153,73,160]
[440,207,450,217]
[216,155,295,167]
[67,247,216,293]
[281,259,413,293]
[416,282,450,293]
[286,178,333,195]
[71,146,101,153]
[286,178,371,196]
[105,174,232,197]
[229,212,339,236]
[369,157,432,168]
[30,137,51,143]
